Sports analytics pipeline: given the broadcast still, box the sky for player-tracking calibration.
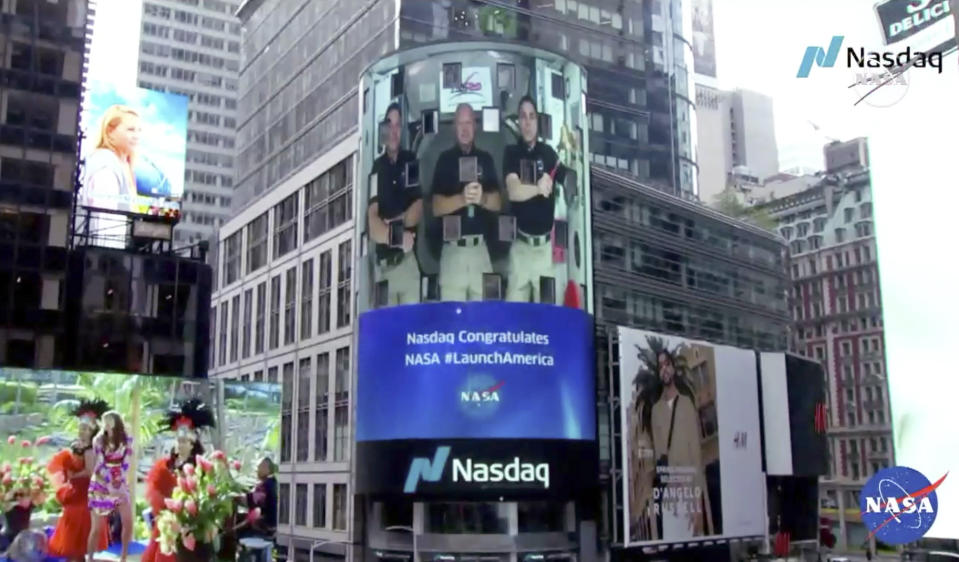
[712,0,959,539]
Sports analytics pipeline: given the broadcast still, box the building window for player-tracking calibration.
[229,295,240,363]
[269,276,281,349]
[209,306,216,369]
[223,231,241,285]
[253,370,263,382]
[273,193,298,259]
[279,483,290,525]
[333,347,349,462]
[242,289,252,359]
[295,483,308,527]
[247,213,268,273]
[313,484,327,528]
[255,282,266,354]
[218,302,228,366]
[337,241,352,328]
[268,366,278,384]
[297,358,311,462]
[281,362,293,463]
[332,484,347,530]
[301,259,313,340]
[304,174,330,243]
[284,267,297,345]
[318,251,332,334]
[315,352,330,462]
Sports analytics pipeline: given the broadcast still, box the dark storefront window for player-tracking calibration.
[426,503,509,534]
[518,501,566,533]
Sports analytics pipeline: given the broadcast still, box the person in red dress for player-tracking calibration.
[46,399,112,562]
[141,399,215,562]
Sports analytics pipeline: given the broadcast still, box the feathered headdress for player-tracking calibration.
[164,398,215,441]
[71,398,111,428]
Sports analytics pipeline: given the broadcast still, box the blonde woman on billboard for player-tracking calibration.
[81,105,141,213]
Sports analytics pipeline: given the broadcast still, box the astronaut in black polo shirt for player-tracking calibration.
[366,102,422,305]
[503,95,566,303]
[431,103,502,302]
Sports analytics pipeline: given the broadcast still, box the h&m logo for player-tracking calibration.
[814,402,828,434]
[733,431,748,449]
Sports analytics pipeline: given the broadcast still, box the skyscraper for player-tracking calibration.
[212,2,792,560]
[137,0,242,246]
[0,0,89,367]
[758,138,890,549]
[696,86,780,204]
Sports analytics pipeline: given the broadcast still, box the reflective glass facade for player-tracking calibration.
[232,0,395,212]
[398,0,698,200]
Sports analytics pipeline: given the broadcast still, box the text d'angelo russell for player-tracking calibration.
[407,330,549,346]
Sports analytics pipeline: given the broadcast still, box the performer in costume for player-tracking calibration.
[142,399,215,562]
[46,399,112,561]
[87,411,134,562]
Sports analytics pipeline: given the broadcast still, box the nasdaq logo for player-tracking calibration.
[403,446,450,493]
[797,36,845,77]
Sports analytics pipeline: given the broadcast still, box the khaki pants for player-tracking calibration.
[439,237,492,302]
[375,251,421,305]
[506,238,554,303]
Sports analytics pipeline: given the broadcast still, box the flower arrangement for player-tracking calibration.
[155,451,261,556]
[0,435,52,512]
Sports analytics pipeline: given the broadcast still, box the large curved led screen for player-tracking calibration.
[355,302,596,498]
[355,42,592,313]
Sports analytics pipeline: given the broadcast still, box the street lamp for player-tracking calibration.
[311,539,350,562]
[385,525,418,562]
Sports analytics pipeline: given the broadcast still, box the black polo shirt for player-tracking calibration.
[370,149,420,261]
[503,141,565,236]
[431,144,500,237]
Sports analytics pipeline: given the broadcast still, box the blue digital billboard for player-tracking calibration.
[356,301,595,442]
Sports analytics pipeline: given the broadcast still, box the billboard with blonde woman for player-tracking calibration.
[78,85,188,219]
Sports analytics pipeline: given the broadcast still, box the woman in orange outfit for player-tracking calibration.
[46,399,112,562]
[142,399,215,562]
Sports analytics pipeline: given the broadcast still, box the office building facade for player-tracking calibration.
[758,138,891,549]
[216,1,792,560]
[138,0,243,246]
[695,86,779,205]
[0,0,87,367]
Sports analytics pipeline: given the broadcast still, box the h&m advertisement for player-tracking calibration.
[355,301,597,498]
[617,327,764,546]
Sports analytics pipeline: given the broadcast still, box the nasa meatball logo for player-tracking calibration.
[860,465,948,544]
[457,373,503,420]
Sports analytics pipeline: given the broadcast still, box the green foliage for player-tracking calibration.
[50,374,169,454]
[225,395,275,415]
[0,381,38,407]
[712,189,779,232]
[478,6,518,37]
